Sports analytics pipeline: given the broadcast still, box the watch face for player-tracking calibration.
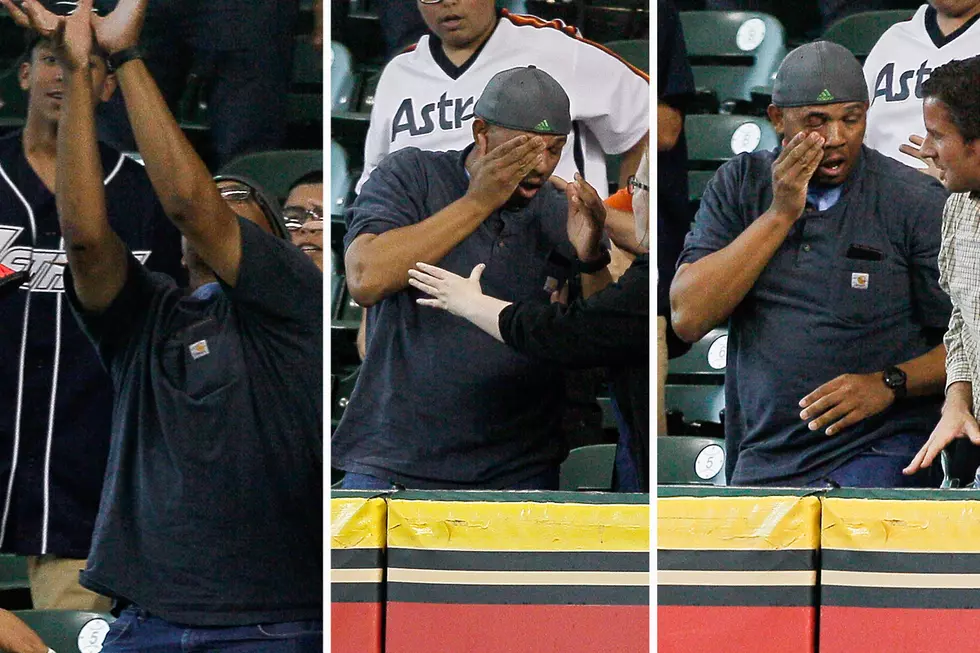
[885,368,906,388]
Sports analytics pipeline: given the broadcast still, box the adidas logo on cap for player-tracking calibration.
[534,119,551,132]
[816,88,835,102]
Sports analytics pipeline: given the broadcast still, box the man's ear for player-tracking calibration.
[18,60,31,93]
[98,71,117,103]
[767,104,784,136]
[472,118,489,155]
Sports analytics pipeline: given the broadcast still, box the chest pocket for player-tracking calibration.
[160,317,243,400]
[830,257,908,325]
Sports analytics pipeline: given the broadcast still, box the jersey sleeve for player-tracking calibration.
[224,217,323,332]
[566,37,650,156]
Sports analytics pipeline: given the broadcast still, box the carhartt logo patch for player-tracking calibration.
[851,272,869,290]
[817,88,835,102]
[534,119,551,132]
[189,339,210,360]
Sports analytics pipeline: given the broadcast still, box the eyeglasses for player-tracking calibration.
[283,205,324,232]
[626,175,649,195]
[219,184,254,202]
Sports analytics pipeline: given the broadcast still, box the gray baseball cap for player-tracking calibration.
[474,66,572,136]
[772,41,868,108]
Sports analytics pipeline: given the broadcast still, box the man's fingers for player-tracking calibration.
[824,410,863,436]
[774,131,807,164]
[898,143,925,160]
[965,418,980,445]
[799,377,842,409]
[416,298,444,309]
[0,0,30,27]
[806,399,848,432]
[908,134,925,146]
[904,442,930,475]
[549,175,568,191]
[489,134,535,164]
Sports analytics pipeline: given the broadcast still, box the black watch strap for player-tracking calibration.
[575,248,611,274]
[108,46,142,72]
[883,365,908,400]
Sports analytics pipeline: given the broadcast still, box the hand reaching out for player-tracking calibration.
[91,0,147,55]
[770,131,825,221]
[558,172,606,261]
[466,134,546,211]
[0,0,64,41]
[899,134,943,181]
[408,262,487,318]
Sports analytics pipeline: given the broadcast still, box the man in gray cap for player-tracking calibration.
[334,66,610,490]
[670,41,951,487]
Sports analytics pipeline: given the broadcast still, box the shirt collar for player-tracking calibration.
[190,281,223,301]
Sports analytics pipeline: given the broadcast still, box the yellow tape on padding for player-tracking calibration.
[331,497,387,549]
[823,498,980,552]
[387,500,649,551]
[658,496,821,551]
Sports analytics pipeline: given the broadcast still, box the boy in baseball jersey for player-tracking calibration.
[864,0,980,170]
[357,2,649,198]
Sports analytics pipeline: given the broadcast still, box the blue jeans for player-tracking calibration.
[339,468,560,490]
[818,432,941,488]
[101,607,322,652]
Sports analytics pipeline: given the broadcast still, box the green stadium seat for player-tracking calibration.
[289,36,323,126]
[685,113,780,166]
[679,11,787,105]
[822,9,915,63]
[657,435,726,485]
[0,555,28,592]
[357,69,382,114]
[331,140,352,218]
[685,114,778,205]
[666,328,727,432]
[582,0,650,42]
[13,610,114,653]
[559,443,617,491]
[604,39,649,74]
[331,41,356,112]
[218,149,322,202]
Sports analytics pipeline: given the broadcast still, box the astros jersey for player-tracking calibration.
[357,10,650,197]
[864,4,980,168]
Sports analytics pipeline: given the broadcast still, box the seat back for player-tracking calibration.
[665,328,727,430]
[559,443,617,491]
[680,11,787,103]
[604,39,650,74]
[657,435,726,485]
[685,114,779,166]
[330,41,356,111]
[13,610,115,653]
[218,149,322,202]
[822,9,916,62]
[331,140,352,218]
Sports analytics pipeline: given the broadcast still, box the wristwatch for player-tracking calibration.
[108,46,143,72]
[574,248,611,274]
[882,366,907,400]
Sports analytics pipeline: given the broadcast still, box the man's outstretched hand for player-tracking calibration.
[0,0,64,41]
[91,0,146,55]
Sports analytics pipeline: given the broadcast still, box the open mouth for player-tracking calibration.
[440,14,463,29]
[517,182,542,199]
[818,157,845,176]
[300,245,322,253]
[47,91,63,101]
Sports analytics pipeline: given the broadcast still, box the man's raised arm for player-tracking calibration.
[670,131,825,342]
[51,0,128,312]
[90,0,244,285]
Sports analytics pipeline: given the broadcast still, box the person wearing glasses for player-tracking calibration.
[283,171,324,272]
[0,0,182,613]
[10,0,322,649]
[671,42,950,488]
[408,148,651,490]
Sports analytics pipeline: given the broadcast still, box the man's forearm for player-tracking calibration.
[345,195,492,306]
[114,59,216,224]
[896,344,947,398]
[57,69,127,311]
[670,208,795,342]
[945,380,974,413]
